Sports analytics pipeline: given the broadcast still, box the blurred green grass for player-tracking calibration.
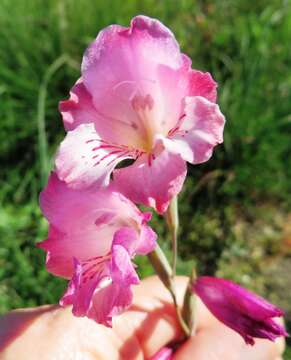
[0,0,290,355]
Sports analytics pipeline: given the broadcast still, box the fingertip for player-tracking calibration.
[119,276,188,358]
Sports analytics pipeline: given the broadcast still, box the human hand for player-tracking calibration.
[0,276,285,360]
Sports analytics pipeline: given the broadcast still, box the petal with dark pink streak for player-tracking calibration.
[113,150,187,214]
[55,123,135,189]
[164,96,225,164]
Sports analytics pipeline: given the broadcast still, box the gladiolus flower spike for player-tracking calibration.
[36,15,287,345]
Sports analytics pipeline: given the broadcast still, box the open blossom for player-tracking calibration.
[38,172,157,326]
[193,276,288,345]
[57,15,225,213]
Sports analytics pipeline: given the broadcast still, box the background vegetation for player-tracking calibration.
[0,0,290,356]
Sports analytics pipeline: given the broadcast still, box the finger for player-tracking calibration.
[114,276,189,359]
[0,276,286,360]
[0,276,189,360]
[238,318,285,360]
[174,326,242,360]
[174,329,284,360]
[0,304,127,360]
[238,337,285,360]
[0,305,57,352]
[174,305,285,360]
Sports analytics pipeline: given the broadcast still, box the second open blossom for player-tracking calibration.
[38,173,157,326]
[57,15,225,213]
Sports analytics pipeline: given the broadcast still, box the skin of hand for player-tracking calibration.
[0,276,285,360]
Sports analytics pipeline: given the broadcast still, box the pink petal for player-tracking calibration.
[82,16,182,99]
[38,174,112,277]
[59,78,143,148]
[55,123,135,189]
[40,172,98,228]
[112,226,157,257]
[112,227,139,257]
[88,283,133,327]
[182,54,217,102]
[136,224,157,255]
[113,150,187,214]
[59,256,134,327]
[59,15,220,165]
[38,226,76,279]
[59,79,102,131]
[38,173,145,278]
[165,96,225,164]
[84,243,139,326]
[154,64,189,135]
[152,57,217,135]
[153,61,218,135]
[80,16,184,148]
[60,253,137,327]
[111,245,140,286]
[60,258,106,317]
[188,70,217,103]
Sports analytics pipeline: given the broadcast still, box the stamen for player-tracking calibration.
[131,94,154,111]
[93,150,125,167]
[91,140,142,167]
[147,153,153,167]
[106,150,132,167]
[168,114,187,137]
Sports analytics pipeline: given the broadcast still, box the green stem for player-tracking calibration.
[147,245,190,338]
[182,267,197,334]
[165,196,179,277]
[147,244,172,289]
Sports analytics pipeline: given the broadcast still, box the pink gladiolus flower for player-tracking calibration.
[38,172,157,326]
[57,15,225,213]
[193,276,288,345]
